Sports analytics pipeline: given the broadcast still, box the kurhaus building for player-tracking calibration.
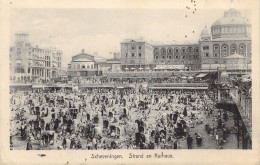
[199,9,251,71]
[120,8,251,72]
[10,33,62,83]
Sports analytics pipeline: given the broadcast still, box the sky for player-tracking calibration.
[9,7,251,67]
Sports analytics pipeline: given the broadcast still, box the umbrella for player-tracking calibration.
[145,66,150,70]
[188,76,193,79]
[117,67,121,70]
[131,67,135,70]
[125,68,129,70]
[139,67,143,70]
[181,76,187,79]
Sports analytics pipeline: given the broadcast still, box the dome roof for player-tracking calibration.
[201,26,210,37]
[212,9,249,26]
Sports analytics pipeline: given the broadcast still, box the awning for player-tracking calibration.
[196,73,208,78]
[221,72,229,77]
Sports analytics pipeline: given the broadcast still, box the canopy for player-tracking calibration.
[139,67,143,70]
[196,73,208,78]
[131,67,135,70]
[125,68,129,70]
[221,72,229,77]
[188,76,193,79]
[225,53,246,59]
[181,76,187,79]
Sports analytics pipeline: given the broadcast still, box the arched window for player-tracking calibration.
[160,48,166,55]
[174,48,179,54]
[230,43,237,54]
[82,64,85,69]
[239,43,246,56]
[167,48,173,55]
[154,48,159,56]
[221,44,229,57]
[187,47,193,53]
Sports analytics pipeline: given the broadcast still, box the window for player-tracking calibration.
[132,46,135,50]
[215,61,218,64]
[182,56,185,58]
[162,56,165,59]
[169,56,172,59]
[28,68,30,73]
[139,53,141,57]
[155,56,158,59]
[240,46,244,49]
[125,53,128,57]
[223,46,227,49]
[203,46,209,50]
[205,53,209,57]
[214,53,218,57]
[132,53,135,57]
[176,49,179,53]
[82,65,85,69]
[182,49,185,53]
[214,46,218,50]
[139,46,141,49]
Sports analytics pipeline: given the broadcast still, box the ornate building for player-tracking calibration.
[200,8,251,71]
[67,49,98,80]
[120,9,251,72]
[10,33,62,83]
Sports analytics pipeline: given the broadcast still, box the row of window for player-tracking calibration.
[72,64,95,69]
[130,46,142,50]
[212,26,251,35]
[125,53,142,57]
[154,55,199,59]
[154,61,199,64]
[154,48,199,54]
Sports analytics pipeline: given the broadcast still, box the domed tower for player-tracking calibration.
[211,8,251,39]
[200,26,211,41]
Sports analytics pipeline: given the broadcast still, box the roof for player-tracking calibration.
[72,52,95,62]
[211,37,251,41]
[212,9,250,26]
[106,58,121,62]
[225,53,246,59]
[221,71,229,77]
[201,26,210,37]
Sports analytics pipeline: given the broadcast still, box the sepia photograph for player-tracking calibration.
[1,0,260,164]
[9,7,253,151]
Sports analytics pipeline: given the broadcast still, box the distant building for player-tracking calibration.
[9,33,62,83]
[120,39,154,71]
[67,49,98,80]
[152,44,200,71]
[119,8,251,72]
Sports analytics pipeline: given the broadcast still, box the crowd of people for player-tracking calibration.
[10,85,238,150]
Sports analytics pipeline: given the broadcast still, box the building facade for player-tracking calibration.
[121,39,154,70]
[119,9,251,72]
[67,50,98,80]
[153,44,200,71]
[10,33,62,83]
[199,9,251,71]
